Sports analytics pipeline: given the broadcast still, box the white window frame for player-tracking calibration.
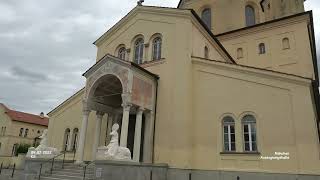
[242,115,257,152]
[223,117,236,152]
[118,47,126,60]
[259,43,266,54]
[152,37,162,60]
[134,38,144,64]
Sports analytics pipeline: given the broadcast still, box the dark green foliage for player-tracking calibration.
[15,144,31,155]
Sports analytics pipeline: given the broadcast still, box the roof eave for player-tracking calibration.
[190,10,236,64]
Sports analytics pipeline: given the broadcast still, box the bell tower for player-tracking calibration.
[178,0,262,34]
[261,0,305,21]
[178,0,305,34]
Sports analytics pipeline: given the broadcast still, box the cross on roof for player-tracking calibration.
[137,0,144,6]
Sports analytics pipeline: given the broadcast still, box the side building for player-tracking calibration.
[0,103,48,157]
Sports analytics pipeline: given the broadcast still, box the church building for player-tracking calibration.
[46,0,320,179]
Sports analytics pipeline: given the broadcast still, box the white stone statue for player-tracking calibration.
[96,124,132,161]
[26,129,60,159]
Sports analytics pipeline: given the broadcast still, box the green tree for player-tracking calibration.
[15,144,31,155]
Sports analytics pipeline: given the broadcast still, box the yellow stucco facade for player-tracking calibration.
[47,0,320,176]
[0,104,48,157]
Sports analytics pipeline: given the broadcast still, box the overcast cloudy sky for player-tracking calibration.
[0,0,319,114]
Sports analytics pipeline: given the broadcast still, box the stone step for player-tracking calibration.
[51,174,94,180]
[60,163,94,169]
[41,174,94,180]
[53,170,94,177]
[41,176,94,180]
[59,166,91,170]
[53,168,94,173]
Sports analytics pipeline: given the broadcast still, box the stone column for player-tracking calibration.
[120,104,131,147]
[92,111,104,160]
[133,107,144,162]
[76,107,90,164]
[106,113,114,145]
[143,111,155,163]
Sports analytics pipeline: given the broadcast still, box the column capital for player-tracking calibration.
[82,98,90,116]
[107,113,114,118]
[121,103,132,111]
[83,109,91,116]
[121,93,132,106]
[137,107,145,115]
[96,111,104,119]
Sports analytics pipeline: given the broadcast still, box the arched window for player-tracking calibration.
[258,43,266,54]
[71,128,79,151]
[201,8,212,29]
[237,48,244,59]
[134,38,144,64]
[24,128,29,137]
[63,129,70,151]
[0,127,5,136]
[204,46,209,59]
[223,116,236,152]
[152,37,162,60]
[19,128,24,137]
[242,115,257,152]
[282,38,290,50]
[245,5,256,27]
[118,47,126,60]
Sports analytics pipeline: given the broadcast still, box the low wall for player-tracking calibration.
[94,160,168,180]
[167,169,320,180]
[22,158,73,180]
[11,154,26,170]
[22,159,320,180]
[94,161,320,180]
[0,156,11,168]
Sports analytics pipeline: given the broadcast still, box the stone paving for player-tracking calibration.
[0,169,24,180]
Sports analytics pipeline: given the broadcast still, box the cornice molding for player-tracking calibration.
[192,56,311,86]
[216,12,310,41]
[94,6,190,47]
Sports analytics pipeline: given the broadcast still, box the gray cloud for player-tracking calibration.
[10,66,49,82]
[0,0,179,114]
[0,0,319,114]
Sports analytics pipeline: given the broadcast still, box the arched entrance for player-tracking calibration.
[89,74,123,109]
[77,55,158,163]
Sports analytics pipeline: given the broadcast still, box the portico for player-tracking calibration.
[76,54,158,163]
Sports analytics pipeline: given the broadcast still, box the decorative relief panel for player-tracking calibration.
[131,75,154,110]
[85,60,129,98]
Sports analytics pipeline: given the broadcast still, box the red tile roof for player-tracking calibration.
[0,103,48,126]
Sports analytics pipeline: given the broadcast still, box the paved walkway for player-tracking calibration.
[0,169,24,180]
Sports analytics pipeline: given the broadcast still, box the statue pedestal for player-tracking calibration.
[25,129,60,159]
[96,146,131,161]
[96,123,132,161]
